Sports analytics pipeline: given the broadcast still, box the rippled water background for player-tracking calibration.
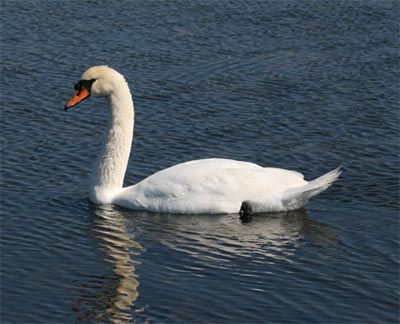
[1,0,399,323]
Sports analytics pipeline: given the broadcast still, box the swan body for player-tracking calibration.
[65,66,341,214]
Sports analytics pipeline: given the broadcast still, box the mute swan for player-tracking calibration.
[65,66,341,215]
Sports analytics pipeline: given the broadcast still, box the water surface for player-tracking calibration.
[1,0,399,323]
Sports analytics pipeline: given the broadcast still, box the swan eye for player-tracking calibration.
[74,79,96,92]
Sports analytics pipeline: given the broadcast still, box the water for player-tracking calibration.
[1,0,399,323]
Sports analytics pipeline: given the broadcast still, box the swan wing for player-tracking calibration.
[281,167,342,210]
[113,158,306,214]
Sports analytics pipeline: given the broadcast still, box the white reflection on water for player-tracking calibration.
[74,205,144,324]
[131,208,339,266]
[73,206,338,322]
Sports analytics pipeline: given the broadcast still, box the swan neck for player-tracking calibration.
[90,84,134,204]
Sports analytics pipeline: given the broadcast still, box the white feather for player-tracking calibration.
[67,66,341,214]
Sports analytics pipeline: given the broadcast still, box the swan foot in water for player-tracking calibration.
[239,201,253,223]
[239,201,253,217]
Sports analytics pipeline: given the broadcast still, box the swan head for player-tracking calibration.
[65,66,126,110]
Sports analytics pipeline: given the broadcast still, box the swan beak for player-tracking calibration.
[64,87,90,110]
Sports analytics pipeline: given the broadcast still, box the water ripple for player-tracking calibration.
[1,0,398,323]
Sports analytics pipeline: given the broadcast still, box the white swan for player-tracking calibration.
[65,66,341,215]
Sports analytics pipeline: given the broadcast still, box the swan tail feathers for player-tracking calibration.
[282,167,342,210]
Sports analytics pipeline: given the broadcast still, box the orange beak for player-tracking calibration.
[64,87,90,110]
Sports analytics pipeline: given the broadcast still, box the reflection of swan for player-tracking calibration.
[65,66,341,214]
[74,205,144,323]
[131,209,338,264]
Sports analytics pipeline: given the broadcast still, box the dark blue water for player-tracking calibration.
[1,0,399,323]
